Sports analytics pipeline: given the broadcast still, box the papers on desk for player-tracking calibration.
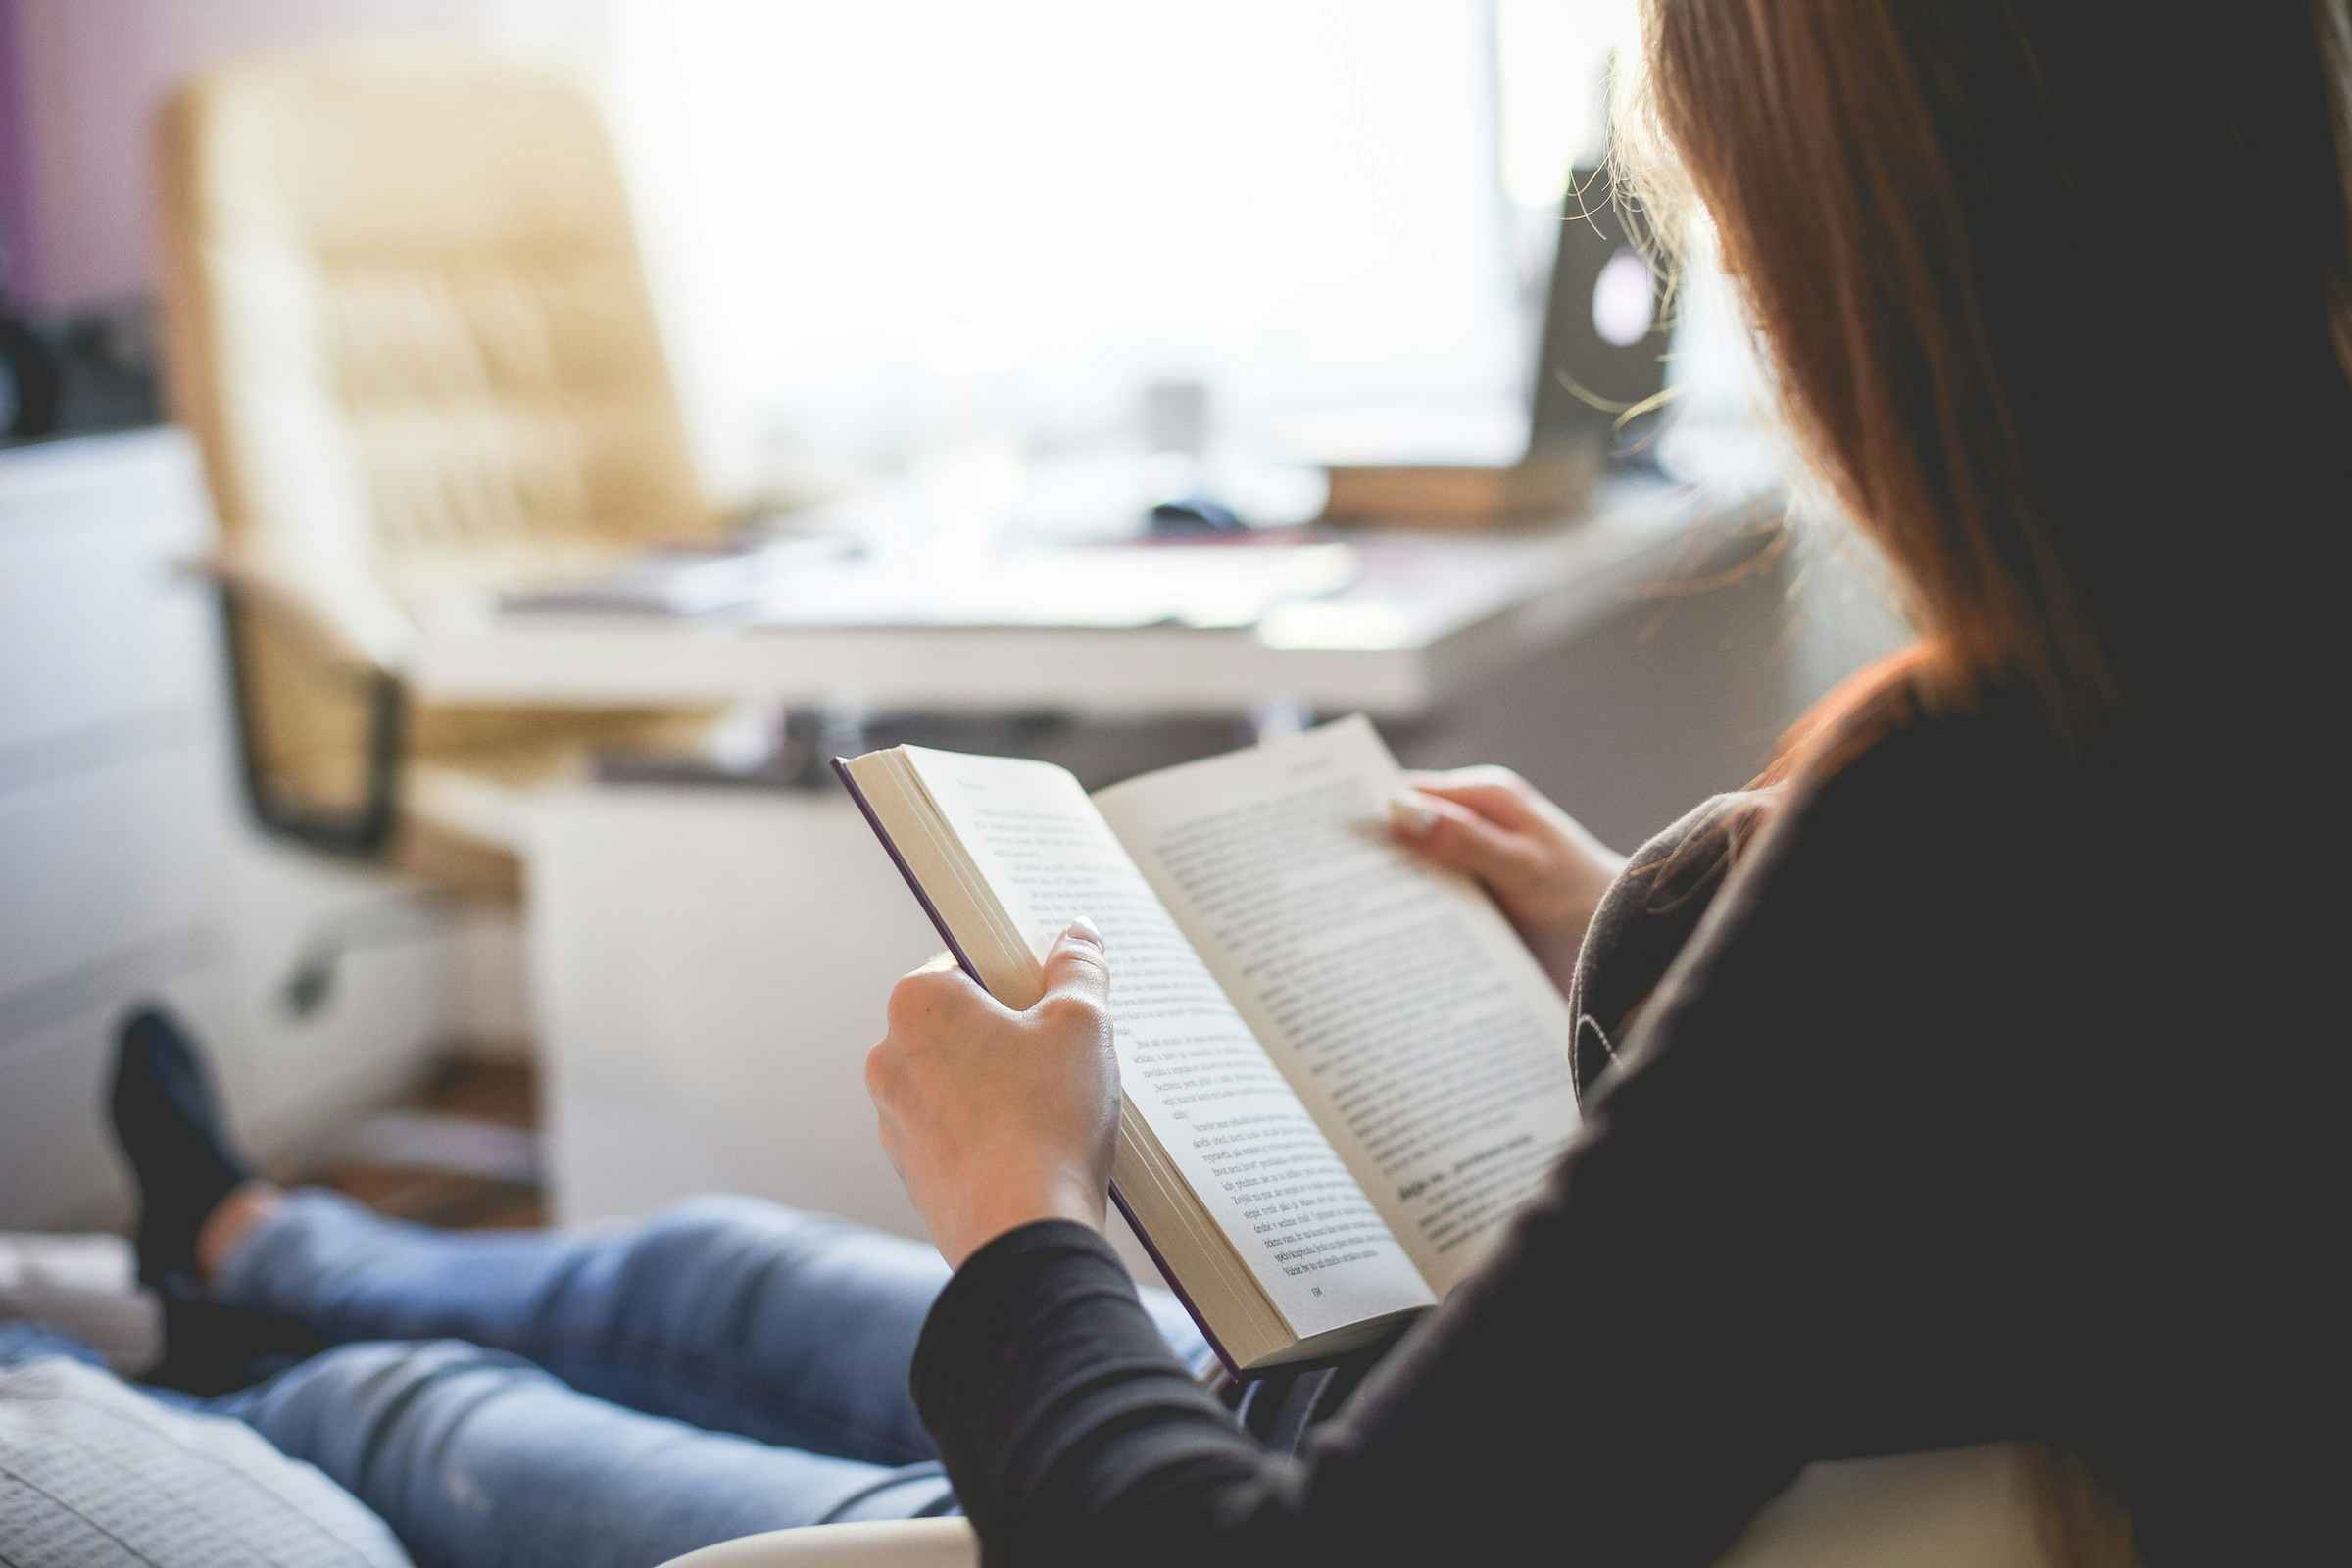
[499,536,858,617]
[497,541,1359,632]
[748,544,1358,631]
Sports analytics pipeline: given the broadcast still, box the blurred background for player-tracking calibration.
[1,0,1899,1250]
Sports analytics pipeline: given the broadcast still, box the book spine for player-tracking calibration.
[1105,1180,1242,1383]
[832,758,987,985]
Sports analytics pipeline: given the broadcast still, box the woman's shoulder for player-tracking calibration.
[1569,789,1776,1095]
[1750,687,2117,897]
[1627,697,2138,1078]
[1574,696,2107,1093]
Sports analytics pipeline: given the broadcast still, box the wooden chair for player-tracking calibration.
[154,43,719,898]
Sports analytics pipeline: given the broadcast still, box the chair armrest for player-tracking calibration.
[188,549,412,858]
[661,1519,976,1568]
[178,547,409,674]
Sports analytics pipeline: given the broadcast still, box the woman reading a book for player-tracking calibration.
[860,5,2340,1565]
[6,5,2333,1565]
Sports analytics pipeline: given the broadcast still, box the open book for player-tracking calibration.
[835,716,1580,1374]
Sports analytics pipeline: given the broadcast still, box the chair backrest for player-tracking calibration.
[154,44,715,824]
[156,42,711,621]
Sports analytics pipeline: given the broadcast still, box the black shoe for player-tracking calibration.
[107,1005,254,1289]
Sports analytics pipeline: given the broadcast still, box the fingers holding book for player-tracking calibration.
[1035,914,1108,1021]
[866,921,1121,1270]
[1390,767,1628,997]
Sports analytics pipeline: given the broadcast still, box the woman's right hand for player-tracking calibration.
[1388,766,1626,996]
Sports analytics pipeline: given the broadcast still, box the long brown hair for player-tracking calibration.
[1617,2,2352,773]
[1613,12,2351,1556]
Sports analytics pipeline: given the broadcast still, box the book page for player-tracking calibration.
[898,747,1437,1337]
[1097,717,1581,1295]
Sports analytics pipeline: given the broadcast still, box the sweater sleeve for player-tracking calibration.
[911,743,1991,1566]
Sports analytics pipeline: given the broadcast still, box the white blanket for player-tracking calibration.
[0,1232,160,1374]
[0,1355,412,1567]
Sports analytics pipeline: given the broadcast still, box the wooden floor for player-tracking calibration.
[298,1058,548,1231]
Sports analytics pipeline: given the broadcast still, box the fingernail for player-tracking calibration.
[1388,791,1438,836]
[1064,915,1104,948]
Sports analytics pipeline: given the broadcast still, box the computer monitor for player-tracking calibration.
[1526,170,1672,467]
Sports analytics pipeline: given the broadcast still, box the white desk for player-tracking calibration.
[411,480,1776,718]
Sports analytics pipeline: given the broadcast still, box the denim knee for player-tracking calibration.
[314,1337,540,1381]
[236,1336,546,1419]
[639,1195,848,1249]
[617,1198,851,1301]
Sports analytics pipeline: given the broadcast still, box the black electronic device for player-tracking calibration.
[0,234,163,448]
[1310,167,1674,523]
[1529,170,1672,467]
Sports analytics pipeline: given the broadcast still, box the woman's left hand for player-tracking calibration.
[865,920,1119,1269]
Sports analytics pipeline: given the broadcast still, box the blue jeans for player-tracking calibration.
[34,1193,1208,1568]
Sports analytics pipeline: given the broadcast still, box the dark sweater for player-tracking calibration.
[911,702,2310,1564]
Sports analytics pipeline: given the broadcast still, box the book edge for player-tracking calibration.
[833,755,987,986]
[833,753,1246,1379]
